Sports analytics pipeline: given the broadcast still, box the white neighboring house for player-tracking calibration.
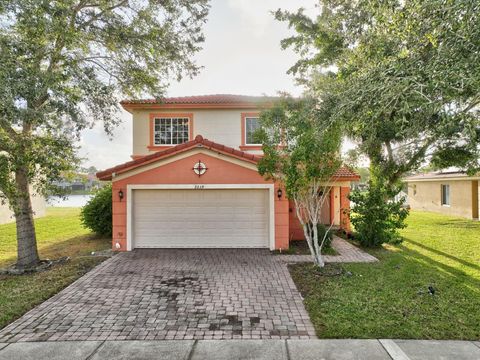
[0,191,46,225]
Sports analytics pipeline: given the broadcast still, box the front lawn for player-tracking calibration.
[0,208,110,329]
[290,211,480,339]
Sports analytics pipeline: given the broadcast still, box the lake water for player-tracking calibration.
[48,195,93,207]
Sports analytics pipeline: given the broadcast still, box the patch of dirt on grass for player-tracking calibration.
[272,240,337,256]
[288,263,344,297]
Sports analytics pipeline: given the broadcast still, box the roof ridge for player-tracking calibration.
[120,94,281,105]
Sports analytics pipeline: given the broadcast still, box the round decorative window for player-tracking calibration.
[193,161,207,176]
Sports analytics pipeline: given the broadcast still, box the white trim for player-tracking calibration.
[127,185,133,251]
[441,184,450,206]
[126,184,275,251]
[244,116,262,146]
[153,116,190,146]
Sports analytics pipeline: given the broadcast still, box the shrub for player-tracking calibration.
[308,223,333,249]
[349,180,408,247]
[316,223,333,249]
[80,184,112,237]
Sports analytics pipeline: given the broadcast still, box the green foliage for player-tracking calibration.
[257,96,342,198]
[315,223,332,249]
[80,184,112,237]
[349,179,408,247]
[289,211,480,339]
[275,0,480,185]
[0,0,209,208]
[257,96,342,266]
[0,0,208,265]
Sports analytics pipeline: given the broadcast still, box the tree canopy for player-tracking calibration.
[276,0,480,186]
[257,96,342,266]
[0,0,209,267]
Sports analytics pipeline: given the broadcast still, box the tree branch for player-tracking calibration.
[80,0,129,28]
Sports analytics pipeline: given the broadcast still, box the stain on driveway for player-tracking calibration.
[0,249,315,342]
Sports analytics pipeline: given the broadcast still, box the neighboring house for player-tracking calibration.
[97,94,360,251]
[405,171,479,219]
[52,172,102,192]
[0,191,46,225]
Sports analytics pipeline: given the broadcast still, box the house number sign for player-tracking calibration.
[193,160,207,177]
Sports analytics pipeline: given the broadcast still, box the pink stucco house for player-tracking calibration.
[97,95,359,251]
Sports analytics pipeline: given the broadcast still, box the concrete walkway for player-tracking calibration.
[0,339,479,359]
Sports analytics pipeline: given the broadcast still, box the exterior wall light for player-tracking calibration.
[118,189,124,201]
[277,188,283,200]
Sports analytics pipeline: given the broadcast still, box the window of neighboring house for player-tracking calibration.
[154,117,189,145]
[441,184,450,206]
[245,117,261,145]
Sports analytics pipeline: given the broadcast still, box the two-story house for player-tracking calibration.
[97,94,359,251]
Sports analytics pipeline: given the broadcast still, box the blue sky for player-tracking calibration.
[79,0,317,170]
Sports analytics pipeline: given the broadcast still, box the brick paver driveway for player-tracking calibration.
[0,249,316,342]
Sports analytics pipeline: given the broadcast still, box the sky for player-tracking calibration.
[78,0,318,171]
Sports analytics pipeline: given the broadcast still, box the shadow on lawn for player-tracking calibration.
[0,234,110,268]
[435,219,480,229]
[291,252,480,339]
[397,243,480,290]
[404,239,480,273]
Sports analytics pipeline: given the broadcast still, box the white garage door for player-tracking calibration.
[132,189,270,248]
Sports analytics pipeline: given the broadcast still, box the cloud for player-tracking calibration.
[77,109,132,170]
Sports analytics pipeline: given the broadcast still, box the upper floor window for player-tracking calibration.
[245,117,261,145]
[441,184,450,206]
[154,117,189,145]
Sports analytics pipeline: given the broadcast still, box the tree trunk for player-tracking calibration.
[312,222,325,268]
[14,166,40,268]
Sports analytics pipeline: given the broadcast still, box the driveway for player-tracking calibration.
[0,249,315,342]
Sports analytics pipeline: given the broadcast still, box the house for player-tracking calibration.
[96,95,360,251]
[52,171,102,193]
[405,171,479,219]
[0,191,46,225]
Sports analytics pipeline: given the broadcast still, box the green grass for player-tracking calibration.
[0,208,110,329]
[290,211,480,340]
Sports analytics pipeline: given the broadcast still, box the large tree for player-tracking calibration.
[275,0,480,188]
[0,0,209,268]
[257,96,342,267]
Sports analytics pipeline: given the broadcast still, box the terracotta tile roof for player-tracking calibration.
[97,134,361,182]
[120,94,280,105]
[333,167,361,180]
[96,135,261,180]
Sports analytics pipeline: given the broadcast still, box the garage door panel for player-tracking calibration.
[133,234,267,247]
[132,189,269,248]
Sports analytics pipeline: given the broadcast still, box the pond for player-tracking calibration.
[47,194,93,208]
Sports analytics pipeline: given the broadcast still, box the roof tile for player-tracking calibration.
[120,94,280,106]
[96,135,360,181]
[96,136,262,180]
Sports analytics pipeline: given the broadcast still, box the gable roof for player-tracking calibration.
[96,135,261,180]
[120,94,281,112]
[334,167,361,179]
[96,135,360,181]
